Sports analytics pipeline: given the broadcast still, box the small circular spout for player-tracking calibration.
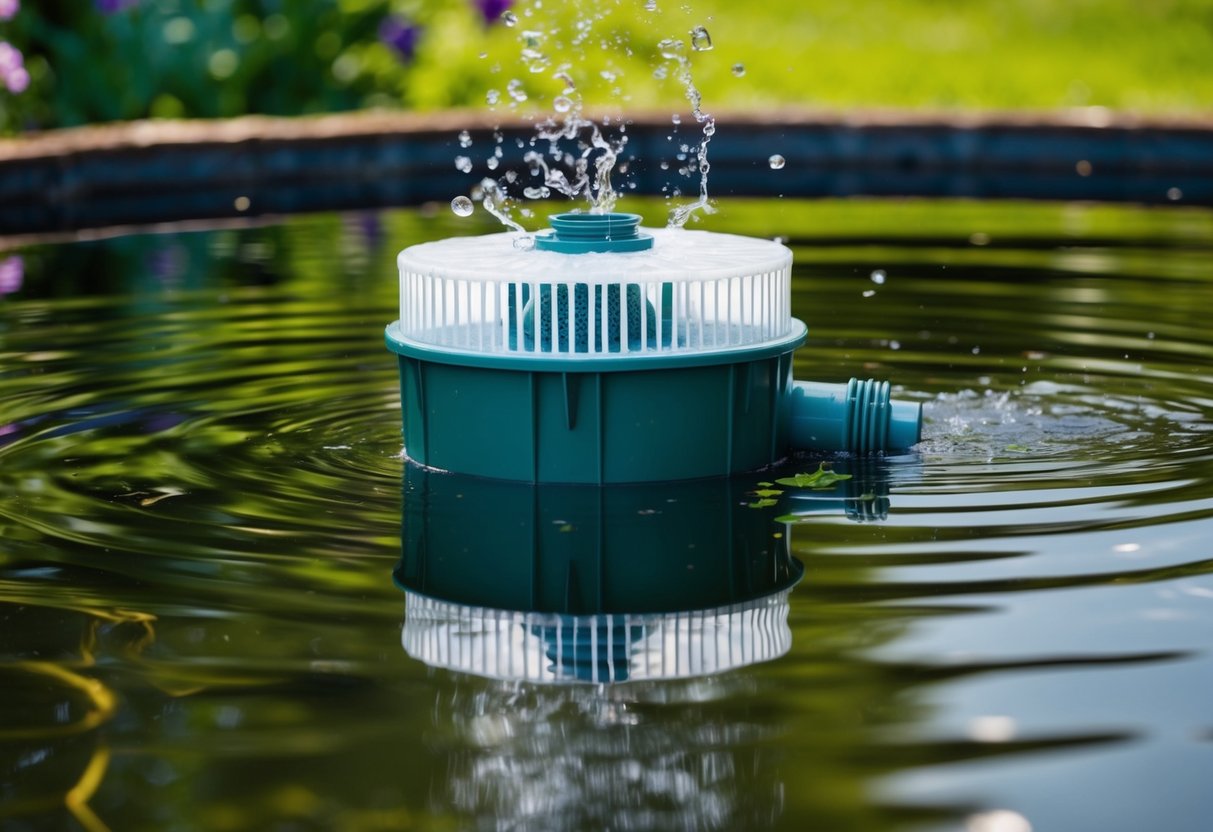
[534,212,654,253]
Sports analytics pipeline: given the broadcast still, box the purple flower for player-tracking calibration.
[378,16,421,62]
[473,0,512,25]
[0,0,18,22]
[0,255,23,296]
[95,0,138,13]
[0,42,27,94]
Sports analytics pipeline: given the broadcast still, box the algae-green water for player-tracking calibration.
[2,199,1212,831]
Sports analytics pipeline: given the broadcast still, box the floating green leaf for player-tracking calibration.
[775,463,853,489]
[748,498,779,509]
[751,488,784,498]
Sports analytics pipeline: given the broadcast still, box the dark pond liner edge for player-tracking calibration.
[2,108,1212,237]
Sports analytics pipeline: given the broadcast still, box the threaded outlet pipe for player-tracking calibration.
[788,378,922,453]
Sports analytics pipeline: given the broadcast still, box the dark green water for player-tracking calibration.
[2,199,1212,831]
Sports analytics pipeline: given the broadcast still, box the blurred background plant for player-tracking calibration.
[2,0,1213,134]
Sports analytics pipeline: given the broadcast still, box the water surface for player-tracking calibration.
[2,199,1212,831]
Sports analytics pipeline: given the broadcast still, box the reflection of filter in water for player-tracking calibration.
[401,593,793,685]
[385,212,923,483]
[394,468,802,684]
[393,464,907,830]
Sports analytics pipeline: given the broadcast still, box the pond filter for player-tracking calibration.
[385,213,922,484]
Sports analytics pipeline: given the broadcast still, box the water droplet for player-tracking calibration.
[486,157,499,170]
[502,11,518,26]
[450,196,474,217]
[507,79,528,102]
[458,130,472,148]
[644,0,657,10]
[702,121,715,137]
[454,156,473,173]
[870,269,886,284]
[553,70,576,92]
[553,95,573,113]
[513,235,536,251]
[1167,186,1183,201]
[522,48,550,73]
[731,63,745,77]
[768,154,785,170]
[690,26,713,51]
[862,289,876,298]
[889,340,901,350]
[485,89,500,106]
[658,38,683,59]
[671,113,681,125]
[523,186,551,199]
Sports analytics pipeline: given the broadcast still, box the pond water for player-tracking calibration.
[2,198,1212,831]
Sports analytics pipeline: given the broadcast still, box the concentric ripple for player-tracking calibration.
[1,200,1212,832]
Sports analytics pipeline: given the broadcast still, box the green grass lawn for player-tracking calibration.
[402,0,1213,115]
[685,0,1213,113]
[6,0,1213,133]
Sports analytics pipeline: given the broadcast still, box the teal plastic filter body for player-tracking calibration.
[385,213,922,483]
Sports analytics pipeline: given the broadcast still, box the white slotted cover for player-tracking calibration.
[395,227,794,358]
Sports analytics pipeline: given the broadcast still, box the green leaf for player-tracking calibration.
[757,481,774,487]
[1005,444,1030,453]
[751,488,784,498]
[748,498,779,509]
[774,463,853,489]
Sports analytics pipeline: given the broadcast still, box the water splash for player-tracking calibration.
[476,178,525,232]
[660,33,717,228]
[453,1,720,230]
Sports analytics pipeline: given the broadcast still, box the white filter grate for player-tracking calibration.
[396,228,793,358]
[401,591,793,684]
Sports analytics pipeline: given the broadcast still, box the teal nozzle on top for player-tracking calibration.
[534,212,654,253]
[788,378,922,454]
